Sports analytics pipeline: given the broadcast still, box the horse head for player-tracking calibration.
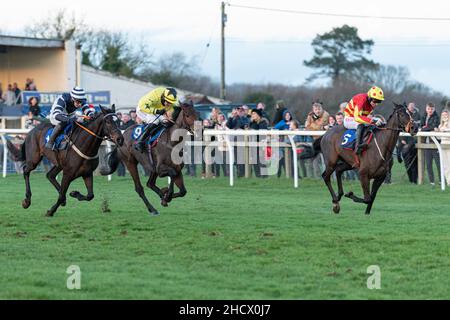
[97,105,124,146]
[392,102,417,136]
[174,100,198,134]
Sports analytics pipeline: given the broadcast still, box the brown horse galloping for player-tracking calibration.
[7,106,124,217]
[100,102,198,216]
[313,102,417,215]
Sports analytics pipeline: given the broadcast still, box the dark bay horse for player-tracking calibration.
[100,102,198,215]
[7,106,124,217]
[314,102,416,215]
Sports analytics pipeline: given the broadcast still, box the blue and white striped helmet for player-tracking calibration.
[70,87,86,101]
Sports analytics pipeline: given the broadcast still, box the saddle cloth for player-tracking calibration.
[131,125,165,146]
[44,123,73,150]
[341,129,374,151]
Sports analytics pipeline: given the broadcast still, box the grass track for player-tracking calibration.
[1,166,449,299]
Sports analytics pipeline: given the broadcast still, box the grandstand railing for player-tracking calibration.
[2,128,450,190]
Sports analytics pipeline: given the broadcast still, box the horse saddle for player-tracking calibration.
[341,128,374,151]
[131,125,165,147]
[44,123,73,151]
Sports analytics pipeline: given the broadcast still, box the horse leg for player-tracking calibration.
[322,166,340,214]
[22,155,42,209]
[365,175,385,215]
[335,169,345,202]
[335,163,352,202]
[69,173,95,201]
[46,173,71,217]
[156,164,178,206]
[147,171,165,199]
[128,161,159,215]
[171,173,187,199]
[345,172,371,204]
[46,166,65,206]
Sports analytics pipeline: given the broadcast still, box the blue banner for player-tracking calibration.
[21,91,111,106]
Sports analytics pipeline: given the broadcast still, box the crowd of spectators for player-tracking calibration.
[181,99,450,186]
[0,78,37,106]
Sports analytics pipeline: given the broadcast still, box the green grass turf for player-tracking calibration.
[0,164,449,299]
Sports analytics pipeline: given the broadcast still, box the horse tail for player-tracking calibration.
[100,148,120,176]
[298,136,323,160]
[6,140,26,162]
[313,136,322,155]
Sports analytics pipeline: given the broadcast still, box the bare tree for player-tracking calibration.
[24,8,90,41]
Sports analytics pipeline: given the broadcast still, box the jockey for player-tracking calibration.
[45,87,95,150]
[134,87,179,152]
[343,86,385,154]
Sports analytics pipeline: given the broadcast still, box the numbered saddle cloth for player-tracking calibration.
[341,128,374,151]
[341,129,357,150]
[44,123,73,150]
[131,125,165,145]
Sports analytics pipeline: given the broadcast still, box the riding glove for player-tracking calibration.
[55,113,70,123]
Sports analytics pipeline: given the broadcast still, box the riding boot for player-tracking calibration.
[355,124,367,155]
[45,123,65,150]
[134,123,158,152]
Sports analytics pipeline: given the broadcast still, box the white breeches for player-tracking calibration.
[136,106,162,124]
[343,117,359,130]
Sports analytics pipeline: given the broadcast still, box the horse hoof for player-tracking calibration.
[61,201,66,207]
[161,200,168,207]
[332,203,340,214]
[150,210,160,216]
[45,211,54,217]
[22,199,31,209]
[345,192,353,198]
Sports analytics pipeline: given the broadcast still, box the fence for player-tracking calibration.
[2,128,450,190]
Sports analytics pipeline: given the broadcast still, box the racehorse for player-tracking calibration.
[313,102,417,215]
[100,102,198,215]
[7,106,124,217]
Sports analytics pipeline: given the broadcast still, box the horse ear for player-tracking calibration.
[111,104,116,113]
[393,101,400,108]
[99,104,107,114]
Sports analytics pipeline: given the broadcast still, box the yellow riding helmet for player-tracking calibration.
[367,86,385,101]
[163,87,178,105]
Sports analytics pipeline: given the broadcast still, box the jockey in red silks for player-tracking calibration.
[343,86,385,154]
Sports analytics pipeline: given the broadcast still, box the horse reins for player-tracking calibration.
[73,113,118,142]
[68,113,120,160]
[372,107,414,164]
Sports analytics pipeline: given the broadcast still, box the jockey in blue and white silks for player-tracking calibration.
[45,87,95,150]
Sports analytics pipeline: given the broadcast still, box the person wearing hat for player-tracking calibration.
[134,87,179,152]
[250,108,268,130]
[45,86,95,149]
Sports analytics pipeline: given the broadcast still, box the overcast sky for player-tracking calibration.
[1,0,450,95]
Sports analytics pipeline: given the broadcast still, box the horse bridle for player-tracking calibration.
[177,106,195,135]
[74,113,120,142]
[382,106,414,133]
[373,106,414,163]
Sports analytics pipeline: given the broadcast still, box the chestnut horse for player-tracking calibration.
[313,102,417,215]
[7,106,124,217]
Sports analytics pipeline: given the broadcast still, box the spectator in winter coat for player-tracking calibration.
[274,109,293,130]
[305,102,329,178]
[438,109,450,186]
[250,109,268,177]
[272,100,287,126]
[420,102,441,185]
[407,102,421,127]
